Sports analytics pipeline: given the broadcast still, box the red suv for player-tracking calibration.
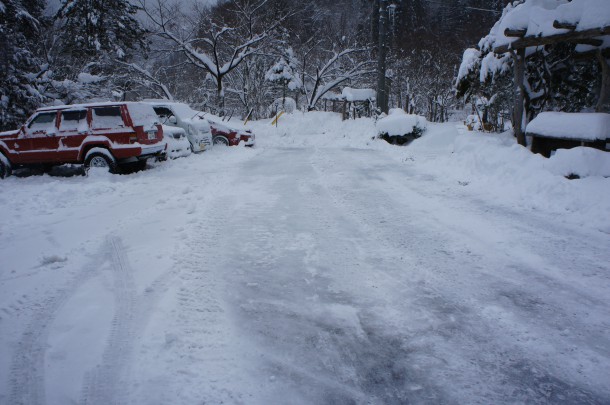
[0,102,165,177]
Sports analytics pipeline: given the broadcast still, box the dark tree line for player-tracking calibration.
[0,0,508,130]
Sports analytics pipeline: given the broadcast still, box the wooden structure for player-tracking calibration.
[320,88,376,120]
[321,92,343,114]
[493,20,610,146]
[530,135,609,157]
[526,112,610,157]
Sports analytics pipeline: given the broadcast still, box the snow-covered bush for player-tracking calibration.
[376,109,427,145]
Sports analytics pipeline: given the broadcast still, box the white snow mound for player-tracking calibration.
[546,146,610,177]
[377,109,427,136]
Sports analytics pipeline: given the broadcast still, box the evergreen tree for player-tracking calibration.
[56,0,147,65]
[0,0,47,130]
[52,0,148,101]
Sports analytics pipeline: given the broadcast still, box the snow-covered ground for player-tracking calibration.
[1,112,609,404]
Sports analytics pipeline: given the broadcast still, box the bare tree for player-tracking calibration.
[296,41,374,111]
[116,61,175,100]
[139,0,293,113]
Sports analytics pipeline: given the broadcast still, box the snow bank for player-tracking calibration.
[376,109,427,136]
[406,125,610,230]
[526,112,610,141]
[249,112,610,229]
[546,146,610,177]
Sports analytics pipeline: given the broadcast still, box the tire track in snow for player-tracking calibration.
[81,236,136,405]
[211,147,432,403]
[8,248,108,405]
[150,206,250,404]
[308,147,609,404]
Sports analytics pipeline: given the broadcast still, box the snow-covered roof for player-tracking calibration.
[342,87,375,102]
[486,0,610,52]
[319,88,376,102]
[526,112,610,141]
[459,0,610,86]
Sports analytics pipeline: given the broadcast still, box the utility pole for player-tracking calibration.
[376,0,389,114]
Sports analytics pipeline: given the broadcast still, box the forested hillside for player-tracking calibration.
[1,0,509,130]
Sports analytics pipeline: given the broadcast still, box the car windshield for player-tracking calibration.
[169,104,204,121]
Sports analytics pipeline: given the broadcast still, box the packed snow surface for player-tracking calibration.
[1,112,609,404]
[526,111,610,141]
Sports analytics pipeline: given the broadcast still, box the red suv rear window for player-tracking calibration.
[92,107,124,129]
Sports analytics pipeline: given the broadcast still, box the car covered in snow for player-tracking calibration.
[377,109,427,145]
[162,125,191,159]
[145,101,213,153]
[0,102,165,178]
[207,118,255,147]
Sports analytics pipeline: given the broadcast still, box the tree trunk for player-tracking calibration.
[596,51,609,112]
[216,77,225,116]
[376,0,388,114]
[512,49,527,146]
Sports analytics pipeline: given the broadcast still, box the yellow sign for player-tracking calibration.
[271,111,284,126]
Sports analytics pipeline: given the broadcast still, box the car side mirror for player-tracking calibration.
[169,115,177,125]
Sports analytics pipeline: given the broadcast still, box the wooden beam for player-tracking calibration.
[494,26,610,53]
[504,28,527,38]
[568,38,604,47]
[553,20,577,31]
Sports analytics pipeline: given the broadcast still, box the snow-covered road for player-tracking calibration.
[1,117,609,404]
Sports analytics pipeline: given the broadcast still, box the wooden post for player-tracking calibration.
[512,48,527,146]
[596,50,609,112]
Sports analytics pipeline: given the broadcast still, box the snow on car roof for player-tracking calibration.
[37,101,146,111]
[142,100,250,132]
[143,101,204,120]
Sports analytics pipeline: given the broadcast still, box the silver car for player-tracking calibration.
[146,101,213,153]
